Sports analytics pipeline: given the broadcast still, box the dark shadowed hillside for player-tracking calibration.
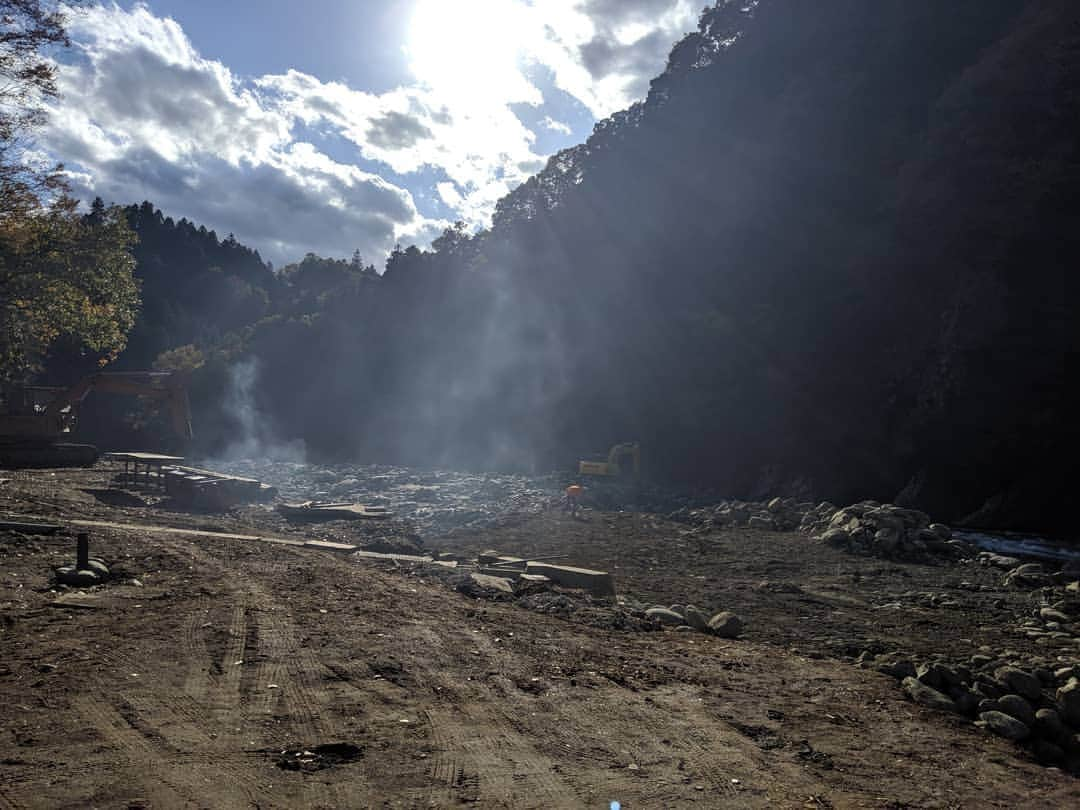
[70,0,1078,533]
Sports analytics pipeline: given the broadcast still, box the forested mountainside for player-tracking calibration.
[60,0,1077,532]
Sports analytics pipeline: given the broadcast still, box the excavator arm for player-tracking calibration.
[47,372,193,440]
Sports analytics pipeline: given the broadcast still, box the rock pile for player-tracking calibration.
[874,650,1080,770]
[803,501,973,560]
[667,497,813,533]
[642,604,745,638]
[669,497,972,561]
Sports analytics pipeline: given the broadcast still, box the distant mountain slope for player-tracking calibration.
[78,1,1077,532]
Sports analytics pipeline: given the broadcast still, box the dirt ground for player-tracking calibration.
[1,465,1079,808]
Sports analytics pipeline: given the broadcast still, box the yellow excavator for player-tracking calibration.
[0,371,192,467]
[579,442,640,478]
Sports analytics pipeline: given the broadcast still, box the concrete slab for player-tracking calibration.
[479,566,524,579]
[525,562,616,597]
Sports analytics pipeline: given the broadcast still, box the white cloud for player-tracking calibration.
[40,1,700,264]
[540,116,573,135]
[45,4,440,265]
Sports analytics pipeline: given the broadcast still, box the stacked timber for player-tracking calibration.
[164,465,276,510]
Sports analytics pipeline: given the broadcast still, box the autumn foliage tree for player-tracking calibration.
[0,2,140,384]
[0,197,139,383]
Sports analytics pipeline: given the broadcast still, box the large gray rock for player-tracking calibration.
[901,677,957,713]
[1056,678,1080,727]
[995,666,1044,702]
[748,516,774,530]
[819,528,850,547]
[997,694,1036,727]
[979,710,1030,741]
[952,688,980,717]
[54,566,100,587]
[873,528,901,553]
[683,605,710,632]
[1040,607,1072,624]
[928,523,952,540]
[707,611,744,638]
[645,608,685,626]
[917,662,961,691]
[1004,563,1051,589]
[876,659,916,680]
[1034,708,1067,742]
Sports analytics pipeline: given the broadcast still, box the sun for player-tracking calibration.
[407,0,534,106]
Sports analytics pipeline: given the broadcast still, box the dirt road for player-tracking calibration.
[1,467,1078,808]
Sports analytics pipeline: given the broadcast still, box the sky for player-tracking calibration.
[41,1,702,267]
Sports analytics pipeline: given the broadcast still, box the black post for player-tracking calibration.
[76,532,89,571]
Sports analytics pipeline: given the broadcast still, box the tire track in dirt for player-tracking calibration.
[399,623,583,808]
[71,693,199,806]
[181,594,215,698]
[72,642,272,805]
[141,539,367,806]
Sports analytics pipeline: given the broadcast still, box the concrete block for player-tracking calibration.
[525,562,615,597]
[480,566,523,579]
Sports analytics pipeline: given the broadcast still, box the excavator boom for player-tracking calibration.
[0,371,192,467]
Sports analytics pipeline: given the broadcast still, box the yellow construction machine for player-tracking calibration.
[0,371,193,467]
[578,442,640,478]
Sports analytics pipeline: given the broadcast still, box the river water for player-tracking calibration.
[955,530,1080,562]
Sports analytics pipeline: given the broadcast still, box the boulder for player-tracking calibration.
[997,694,1036,727]
[917,662,960,691]
[1004,563,1051,590]
[952,688,980,716]
[1034,708,1067,742]
[995,667,1044,702]
[645,608,685,626]
[1040,607,1072,624]
[928,523,952,540]
[707,611,744,638]
[874,528,901,553]
[819,528,850,547]
[876,659,916,680]
[84,559,110,578]
[54,566,100,587]
[901,677,957,713]
[979,710,1030,741]
[748,516,774,530]
[1056,678,1080,727]
[683,605,710,632]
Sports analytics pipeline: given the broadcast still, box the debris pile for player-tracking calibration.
[667,496,811,532]
[213,460,558,537]
[667,496,974,561]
